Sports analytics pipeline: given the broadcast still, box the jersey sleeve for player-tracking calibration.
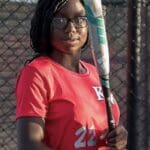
[16,65,50,119]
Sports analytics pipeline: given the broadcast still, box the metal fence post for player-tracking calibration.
[143,1,150,149]
[127,0,148,149]
[145,2,150,149]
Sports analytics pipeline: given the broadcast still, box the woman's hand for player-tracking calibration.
[107,125,128,150]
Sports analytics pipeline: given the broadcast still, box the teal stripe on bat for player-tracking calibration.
[83,4,107,44]
[96,17,107,44]
[102,79,110,88]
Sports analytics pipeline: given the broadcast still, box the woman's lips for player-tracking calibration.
[63,38,79,45]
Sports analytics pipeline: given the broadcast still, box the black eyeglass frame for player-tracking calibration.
[51,16,88,29]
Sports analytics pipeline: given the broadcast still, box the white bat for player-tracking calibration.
[83,0,116,130]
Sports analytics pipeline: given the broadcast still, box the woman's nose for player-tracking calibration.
[65,21,77,33]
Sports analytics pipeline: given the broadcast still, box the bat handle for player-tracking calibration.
[102,85,116,131]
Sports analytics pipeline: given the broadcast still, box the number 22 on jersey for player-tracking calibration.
[74,125,97,149]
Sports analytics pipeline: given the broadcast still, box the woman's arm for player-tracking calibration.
[17,117,52,150]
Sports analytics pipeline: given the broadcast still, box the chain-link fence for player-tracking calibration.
[0,0,149,150]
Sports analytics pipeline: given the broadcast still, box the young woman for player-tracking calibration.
[16,0,127,149]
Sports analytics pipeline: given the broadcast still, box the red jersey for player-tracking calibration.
[16,56,120,150]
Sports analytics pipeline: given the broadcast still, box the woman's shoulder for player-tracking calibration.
[27,56,52,68]
[19,56,53,76]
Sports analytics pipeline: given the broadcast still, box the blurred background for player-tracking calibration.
[0,0,149,149]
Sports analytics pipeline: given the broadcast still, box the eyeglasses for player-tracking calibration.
[51,16,88,29]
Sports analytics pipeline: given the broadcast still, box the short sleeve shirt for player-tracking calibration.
[16,56,120,150]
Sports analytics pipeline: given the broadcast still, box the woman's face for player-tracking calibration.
[50,0,88,55]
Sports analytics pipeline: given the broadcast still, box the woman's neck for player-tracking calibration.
[50,51,86,73]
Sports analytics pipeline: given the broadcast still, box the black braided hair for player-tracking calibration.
[30,0,85,56]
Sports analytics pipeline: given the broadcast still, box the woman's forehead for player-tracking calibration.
[55,0,86,17]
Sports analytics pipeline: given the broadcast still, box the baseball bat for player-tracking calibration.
[83,0,116,131]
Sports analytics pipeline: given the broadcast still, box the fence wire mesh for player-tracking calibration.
[0,0,149,150]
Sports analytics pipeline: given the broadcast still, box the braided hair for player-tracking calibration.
[30,0,85,56]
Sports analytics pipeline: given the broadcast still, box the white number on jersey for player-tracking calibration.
[74,126,96,149]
